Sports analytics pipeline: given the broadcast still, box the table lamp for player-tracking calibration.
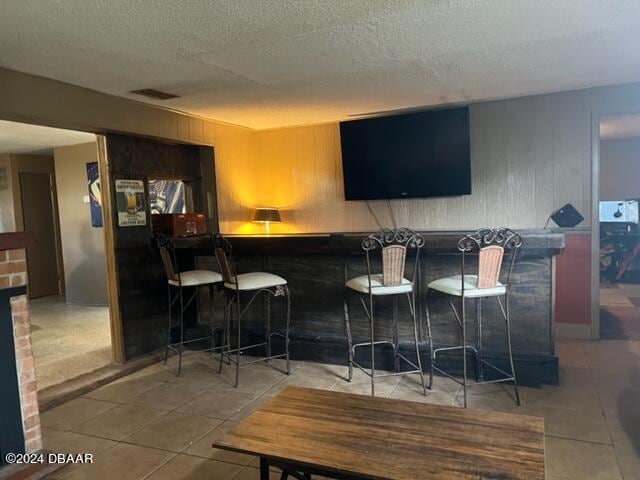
[252,207,281,235]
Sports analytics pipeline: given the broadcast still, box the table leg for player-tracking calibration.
[260,457,270,480]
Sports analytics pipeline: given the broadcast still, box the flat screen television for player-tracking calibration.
[339,106,471,200]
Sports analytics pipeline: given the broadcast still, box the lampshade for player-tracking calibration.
[252,207,281,223]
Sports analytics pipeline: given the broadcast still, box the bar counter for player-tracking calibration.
[189,229,563,386]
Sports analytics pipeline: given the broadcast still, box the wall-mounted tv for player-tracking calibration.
[339,106,471,200]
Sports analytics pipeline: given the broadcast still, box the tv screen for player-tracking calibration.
[339,107,471,200]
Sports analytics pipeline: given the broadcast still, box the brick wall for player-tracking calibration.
[0,248,28,288]
[1,248,42,453]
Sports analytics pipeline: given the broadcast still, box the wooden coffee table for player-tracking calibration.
[212,386,545,479]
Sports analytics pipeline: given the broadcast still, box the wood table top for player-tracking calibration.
[213,386,545,480]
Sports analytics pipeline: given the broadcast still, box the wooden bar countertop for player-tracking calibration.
[213,386,546,480]
[171,228,565,256]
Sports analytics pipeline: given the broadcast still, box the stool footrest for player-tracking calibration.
[221,351,288,367]
[351,349,422,377]
[351,359,422,379]
[432,363,515,387]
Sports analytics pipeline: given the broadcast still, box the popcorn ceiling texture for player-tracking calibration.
[1,0,639,129]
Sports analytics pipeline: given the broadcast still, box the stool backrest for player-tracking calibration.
[362,228,424,287]
[457,228,523,290]
[155,234,178,282]
[213,234,236,285]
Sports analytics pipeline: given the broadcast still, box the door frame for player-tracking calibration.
[96,135,126,363]
[590,104,640,340]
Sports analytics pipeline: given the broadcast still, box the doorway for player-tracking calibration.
[0,119,116,390]
[19,172,60,298]
[597,112,640,340]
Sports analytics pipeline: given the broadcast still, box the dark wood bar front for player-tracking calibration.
[187,229,564,387]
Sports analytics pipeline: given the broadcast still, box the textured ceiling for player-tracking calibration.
[0,120,95,154]
[1,0,640,129]
[601,113,640,140]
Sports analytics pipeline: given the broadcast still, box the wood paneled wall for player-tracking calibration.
[215,84,640,235]
[4,67,640,237]
[216,93,594,234]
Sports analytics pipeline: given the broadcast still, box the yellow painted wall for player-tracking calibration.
[215,82,640,234]
[6,68,640,235]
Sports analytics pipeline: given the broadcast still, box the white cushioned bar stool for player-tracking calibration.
[214,234,291,388]
[155,234,223,375]
[426,227,523,408]
[344,228,430,397]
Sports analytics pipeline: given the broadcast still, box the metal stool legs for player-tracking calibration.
[165,284,215,376]
[430,291,520,407]
[344,290,429,396]
[498,295,520,405]
[219,286,291,387]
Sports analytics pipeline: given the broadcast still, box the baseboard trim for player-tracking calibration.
[555,322,592,340]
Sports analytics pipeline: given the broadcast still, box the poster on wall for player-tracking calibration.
[115,179,147,227]
[148,179,186,214]
[86,162,103,227]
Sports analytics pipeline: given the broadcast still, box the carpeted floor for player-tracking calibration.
[30,295,113,390]
[600,282,640,340]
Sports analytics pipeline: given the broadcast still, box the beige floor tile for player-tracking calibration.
[83,375,165,403]
[557,366,599,390]
[454,388,520,411]
[349,369,405,388]
[263,373,338,397]
[526,383,603,412]
[554,347,591,368]
[389,383,456,406]
[52,443,175,480]
[598,384,640,419]
[73,404,169,441]
[42,428,118,456]
[124,412,221,452]
[127,378,213,410]
[292,362,348,380]
[216,364,289,395]
[144,453,244,480]
[605,413,640,475]
[41,397,118,431]
[164,359,226,387]
[616,452,640,480]
[402,373,461,396]
[252,357,305,374]
[233,466,283,480]
[227,394,276,421]
[176,388,256,419]
[545,437,623,480]
[514,404,611,444]
[184,421,256,466]
[128,362,180,383]
[605,413,640,444]
[330,378,398,398]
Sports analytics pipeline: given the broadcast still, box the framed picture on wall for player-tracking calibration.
[115,179,147,227]
[86,162,103,227]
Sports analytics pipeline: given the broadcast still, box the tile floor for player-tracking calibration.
[601,282,640,340]
[40,338,639,480]
[31,295,112,389]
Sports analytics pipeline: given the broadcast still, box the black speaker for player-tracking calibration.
[550,203,584,228]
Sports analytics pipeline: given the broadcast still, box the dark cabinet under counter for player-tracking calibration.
[189,229,564,387]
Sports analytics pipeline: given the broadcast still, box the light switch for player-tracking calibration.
[83,195,90,204]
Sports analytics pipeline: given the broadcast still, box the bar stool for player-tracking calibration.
[155,234,223,376]
[214,234,291,388]
[343,228,430,397]
[426,227,523,408]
